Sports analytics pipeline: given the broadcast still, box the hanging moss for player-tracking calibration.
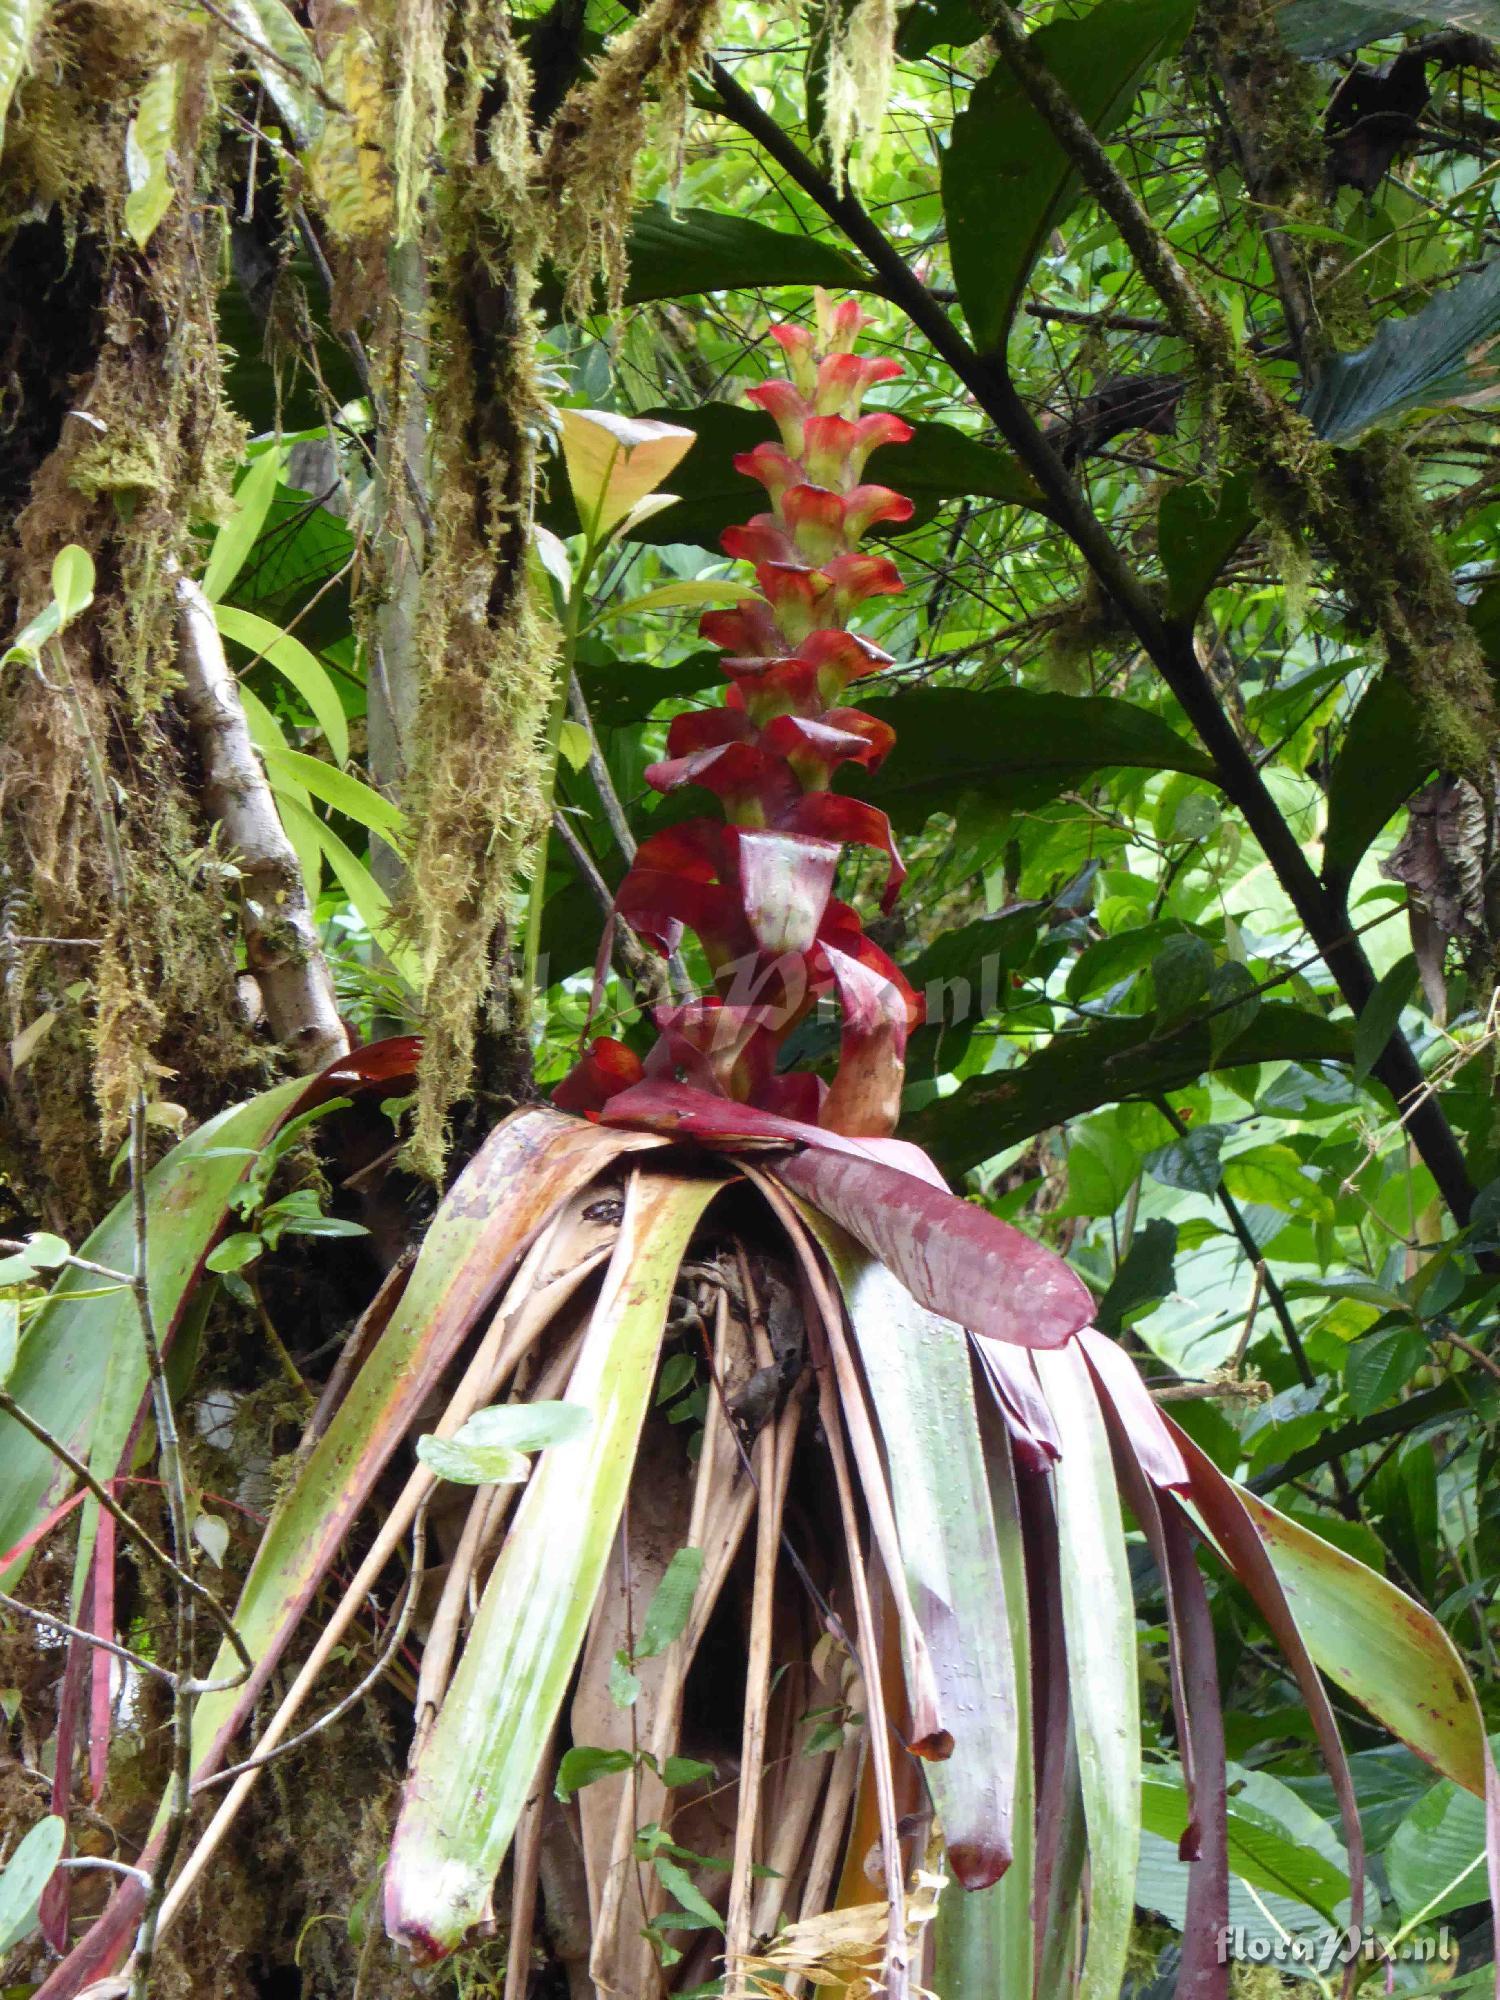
[537,0,726,316]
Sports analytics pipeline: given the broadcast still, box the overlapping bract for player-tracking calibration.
[558,294,919,1139]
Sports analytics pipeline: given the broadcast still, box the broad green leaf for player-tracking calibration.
[0,1077,309,1585]
[1144,1123,1224,1195]
[224,0,324,145]
[0,1812,64,1955]
[1239,1487,1489,1796]
[1207,961,1262,1062]
[854,687,1215,835]
[555,1745,636,1801]
[548,403,1046,548]
[1304,260,1500,442]
[1159,473,1255,621]
[1353,952,1418,1085]
[806,1214,1019,1888]
[0,1231,69,1285]
[215,605,351,765]
[1276,0,1500,57]
[49,545,94,627]
[1222,1142,1332,1224]
[655,1855,723,1929]
[556,408,697,542]
[0,0,47,157]
[942,0,1197,350]
[204,447,285,604]
[1345,1324,1426,1418]
[123,61,181,249]
[907,1004,1352,1175]
[1141,1769,1349,1921]
[385,1168,728,1958]
[598,203,872,306]
[898,0,983,55]
[1386,1758,1495,1920]
[1096,1218,1178,1332]
[1152,933,1214,1027]
[1033,1341,1139,2000]
[635,1545,704,1660]
[1322,675,1433,889]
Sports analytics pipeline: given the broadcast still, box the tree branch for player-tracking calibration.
[175,575,349,1073]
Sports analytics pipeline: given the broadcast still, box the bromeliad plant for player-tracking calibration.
[9,299,1497,2000]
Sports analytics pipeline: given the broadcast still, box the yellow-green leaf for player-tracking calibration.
[203,448,283,603]
[0,0,47,157]
[557,718,591,772]
[49,545,94,627]
[215,604,350,765]
[557,409,696,542]
[123,61,181,249]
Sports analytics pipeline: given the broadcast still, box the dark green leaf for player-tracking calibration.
[942,0,1198,350]
[1322,676,1434,889]
[897,0,983,56]
[636,1545,704,1660]
[555,1745,636,1802]
[1304,260,1500,442]
[851,688,1214,834]
[1067,921,1183,1005]
[1386,1758,1496,1919]
[1345,1325,1426,1418]
[661,1755,716,1790]
[653,1855,724,1929]
[1207,961,1263,1061]
[1151,934,1214,1026]
[1352,951,1418,1084]
[1144,1124,1224,1195]
[1096,1218,1178,1332]
[1277,0,1500,57]
[907,1004,1353,1173]
[621,204,872,304]
[1159,472,1254,620]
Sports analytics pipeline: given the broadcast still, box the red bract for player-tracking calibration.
[559,291,917,1139]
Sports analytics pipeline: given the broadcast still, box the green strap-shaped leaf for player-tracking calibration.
[942,0,1197,352]
[0,1078,308,1585]
[551,203,874,310]
[0,1812,64,1956]
[932,1423,1034,1998]
[1033,1340,1140,2000]
[203,447,284,604]
[0,0,47,157]
[215,605,351,766]
[384,1166,727,1959]
[801,1211,1019,1890]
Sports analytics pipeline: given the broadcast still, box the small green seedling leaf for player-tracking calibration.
[206,1232,264,1275]
[1353,951,1418,1085]
[123,61,181,249]
[660,1756,715,1790]
[416,1398,592,1486]
[558,719,592,772]
[636,1546,704,1661]
[609,1654,643,1708]
[0,1232,70,1286]
[555,1745,636,1802]
[193,1509,230,1568]
[0,1813,65,1955]
[49,546,95,628]
[653,1855,723,1930]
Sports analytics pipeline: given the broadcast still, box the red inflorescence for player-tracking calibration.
[555,294,922,1139]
